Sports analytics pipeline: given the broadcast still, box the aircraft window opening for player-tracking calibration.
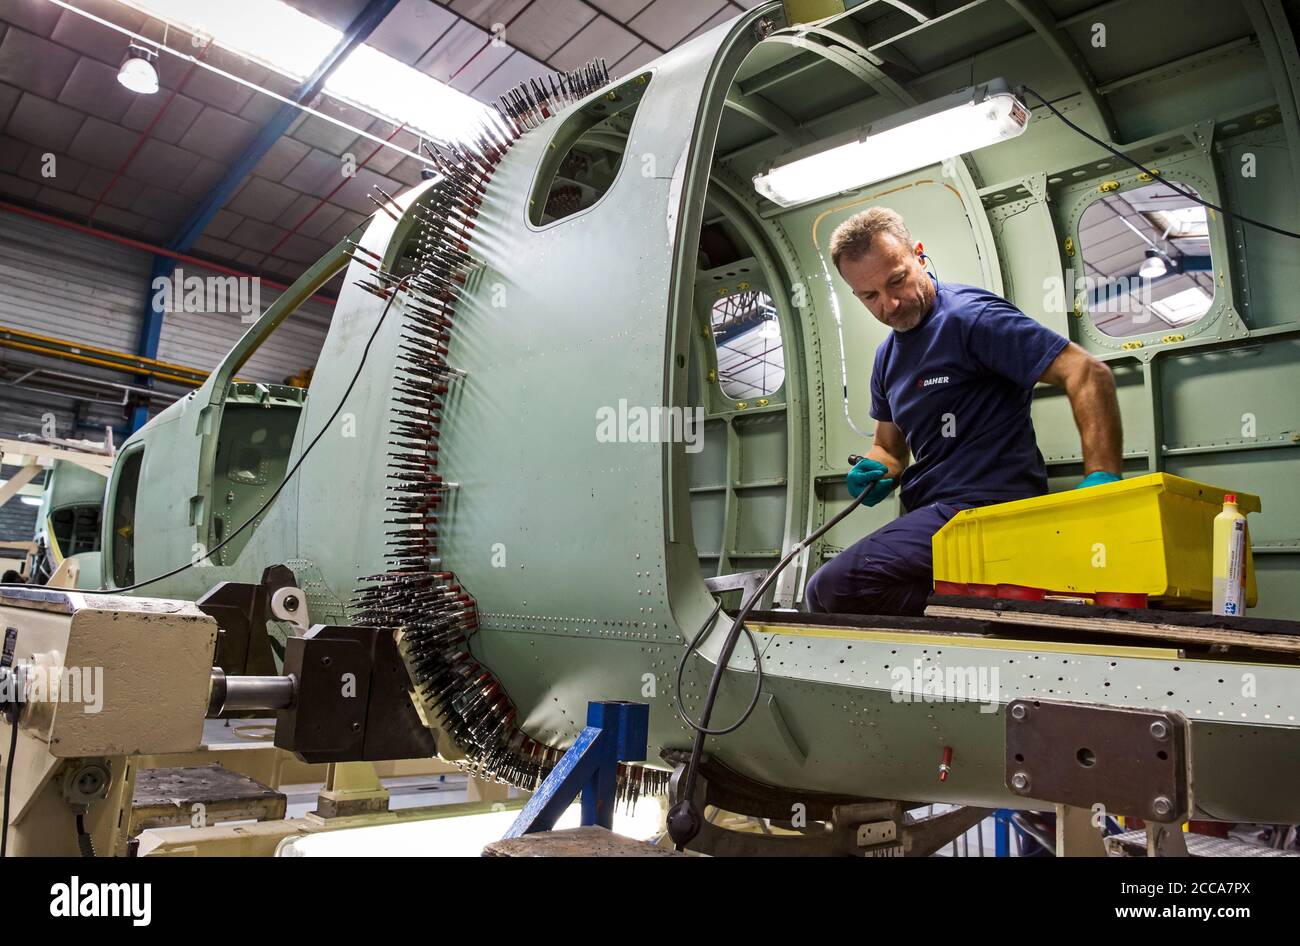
[1077,180,1215,338]
[710,288,785,399]
[50,503,102,556]
[108,447,143,587]
[529,72,652,227]
[209,388,303,565]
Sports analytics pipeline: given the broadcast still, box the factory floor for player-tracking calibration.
[196,716,529,818]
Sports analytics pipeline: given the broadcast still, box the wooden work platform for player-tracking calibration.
[130,764,286,836]
[923,595,1300,656]
[483,826,684,857]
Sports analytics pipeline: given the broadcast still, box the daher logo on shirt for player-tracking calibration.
[915,375,950,389]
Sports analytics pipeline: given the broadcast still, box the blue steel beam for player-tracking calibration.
[129,255,176,430]
[168,0,402,254]
[129,0,400,431]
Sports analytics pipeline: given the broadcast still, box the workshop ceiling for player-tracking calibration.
[0,0,765,296]
[3,0,1250,305]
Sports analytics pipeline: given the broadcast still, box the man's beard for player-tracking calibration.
[885,281,933,331]
[887,304,925,331]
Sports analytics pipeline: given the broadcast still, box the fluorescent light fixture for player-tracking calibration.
[1138,248,1170,279]
[753,79,1030,207]
[117,44,159,94]
[20,496,42,507]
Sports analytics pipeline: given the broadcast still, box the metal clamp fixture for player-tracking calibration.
[1005,699,1191,824]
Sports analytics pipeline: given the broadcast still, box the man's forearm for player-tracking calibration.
[866,445,907,480]
[1068,364,1123,474]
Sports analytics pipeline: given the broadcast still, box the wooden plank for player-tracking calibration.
[129,764,286,834]
[927,594,1300,637]
[0,464,41,506]
[0,439,113,476]
[926,605,1300,655]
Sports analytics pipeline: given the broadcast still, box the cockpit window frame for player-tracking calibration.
[104,442,145,589]
[525,70,656,231]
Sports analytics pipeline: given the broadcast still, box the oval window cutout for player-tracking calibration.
[1078,181,1214,337]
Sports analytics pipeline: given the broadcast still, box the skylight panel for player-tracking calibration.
[114,0,492,142]
[327,45,494,143]
[1151,206,1209,239]
[118,0,339,79]
[1149,286,1213,326]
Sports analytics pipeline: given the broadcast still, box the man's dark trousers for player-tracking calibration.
[805,501,975,616]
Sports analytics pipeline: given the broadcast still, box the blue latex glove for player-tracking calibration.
[1077,471,1122,489]
[847,458,896,506]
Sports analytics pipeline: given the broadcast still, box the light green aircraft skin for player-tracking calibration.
[35,459,105,590]
[102,2,1300,821]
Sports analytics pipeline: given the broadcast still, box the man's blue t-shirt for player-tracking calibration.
[869,279,1069,511]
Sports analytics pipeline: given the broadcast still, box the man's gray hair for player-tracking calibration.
[830,207,913,270]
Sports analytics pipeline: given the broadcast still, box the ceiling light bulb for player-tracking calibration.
[117,45,159,94]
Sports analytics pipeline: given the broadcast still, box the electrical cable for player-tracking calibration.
[672,597,765,737]
[1020,86,1300,241]
[675,454,874,734]
[0,279,414,843]
[0,273,415,596]
[668,458,875,847]
[1,717,16,858]
[675,483,870,737]
[672,596,723,726]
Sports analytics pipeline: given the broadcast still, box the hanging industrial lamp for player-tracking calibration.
[117,43,160,94]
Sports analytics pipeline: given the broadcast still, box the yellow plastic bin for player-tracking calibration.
[931,473,1259,609]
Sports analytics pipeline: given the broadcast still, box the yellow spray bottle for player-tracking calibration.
[1212,493,1247,616]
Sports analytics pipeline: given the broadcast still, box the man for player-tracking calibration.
[805,207,1123,616]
